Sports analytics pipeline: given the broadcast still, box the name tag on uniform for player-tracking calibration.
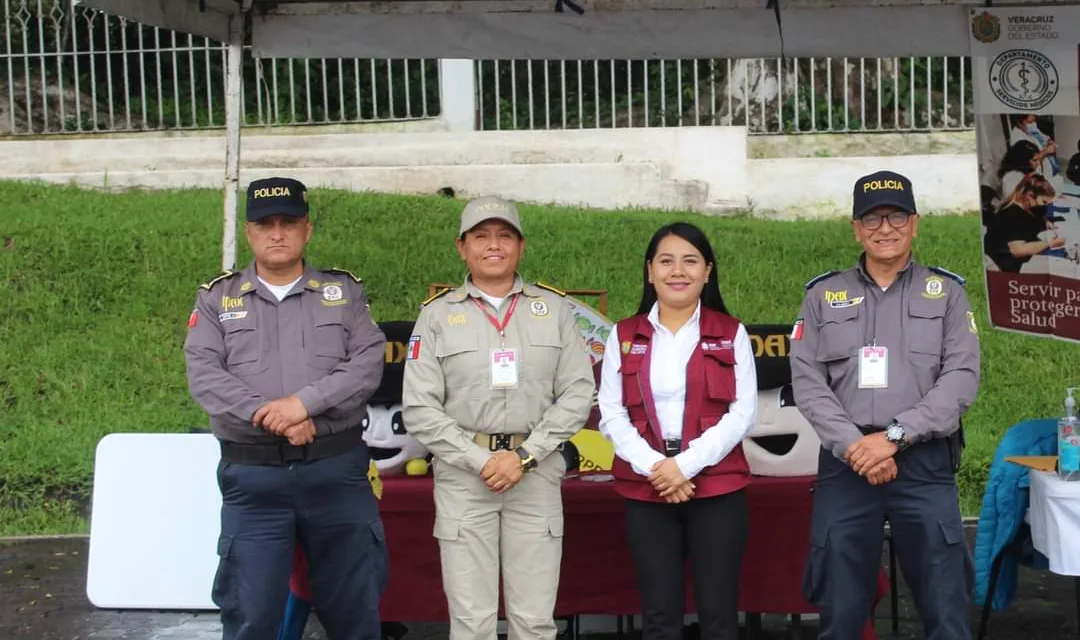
[490,349,518,388]
[858,346,888,389]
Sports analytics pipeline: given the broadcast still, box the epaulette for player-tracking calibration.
[804,270,840,290]
[930,266,966,286]
[422,287,453,306]
[535,281,566,296]
[199,270,238,291]
[325,267,363,284]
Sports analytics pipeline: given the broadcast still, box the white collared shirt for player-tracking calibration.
[597,302,758,480]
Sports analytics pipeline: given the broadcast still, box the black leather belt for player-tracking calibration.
[663,438,682,457]
[219,426,364,466]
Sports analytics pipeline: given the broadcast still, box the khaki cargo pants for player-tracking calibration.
[432,452,566,640]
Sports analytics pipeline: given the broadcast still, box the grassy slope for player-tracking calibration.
[1,180,1075,534]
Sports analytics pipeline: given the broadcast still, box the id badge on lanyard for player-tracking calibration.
[474,295,520,389]
[858,345,888,389]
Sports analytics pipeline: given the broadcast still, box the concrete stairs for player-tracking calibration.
[0,127,749,213]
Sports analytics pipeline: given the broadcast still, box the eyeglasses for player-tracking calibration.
[859,211,912,230]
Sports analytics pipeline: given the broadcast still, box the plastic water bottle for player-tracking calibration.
[1058,387,1080,480]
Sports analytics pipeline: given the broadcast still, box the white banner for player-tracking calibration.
[970,6,1080,116]
[971,6,1080,342]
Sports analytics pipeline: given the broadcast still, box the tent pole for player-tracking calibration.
[222,12,244,272]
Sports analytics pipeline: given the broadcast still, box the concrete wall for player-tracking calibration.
[0,126,980,218]
[747,154,979,217]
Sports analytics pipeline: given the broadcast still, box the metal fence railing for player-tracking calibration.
[1,0,441,135]
[2,1,973,137]
[474,57,972,134]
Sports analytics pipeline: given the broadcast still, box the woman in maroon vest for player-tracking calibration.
[597,222,758,639]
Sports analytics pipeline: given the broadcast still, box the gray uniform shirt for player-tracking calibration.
[183,262,386,444]
[401,276,595,474]
[790,257,981,460]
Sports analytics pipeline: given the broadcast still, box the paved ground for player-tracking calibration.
[2,528,1077,639]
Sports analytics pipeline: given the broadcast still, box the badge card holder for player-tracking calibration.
[858,345,888,389]
[490,349,519,389]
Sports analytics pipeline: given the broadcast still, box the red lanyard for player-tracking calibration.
[472,293,519,338]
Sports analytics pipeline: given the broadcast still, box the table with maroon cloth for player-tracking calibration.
[290,474,888,638]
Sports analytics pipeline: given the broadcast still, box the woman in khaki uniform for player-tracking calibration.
[401,196,595,640]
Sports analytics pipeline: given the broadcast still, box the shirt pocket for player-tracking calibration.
[817,304,862,362]
[817,305,861,385]
[223,314,266,374]
[525,321,562,382]
[309,310,347,371]
[907,298,945,358]
[702,347,737,404]
[619,353,644,408]
[435,331,482,387]
[907,298,945,389]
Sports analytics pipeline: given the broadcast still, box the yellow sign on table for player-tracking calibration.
[570,428,615,472]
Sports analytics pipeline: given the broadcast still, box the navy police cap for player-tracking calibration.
[852,170,916,219]
[246,177,309,221]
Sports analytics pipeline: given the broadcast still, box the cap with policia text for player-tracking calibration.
[459,196,524,237]
[246,177,309,222]
[852,170,916,219]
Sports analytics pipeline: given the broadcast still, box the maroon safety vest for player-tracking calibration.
[610,307,751,502]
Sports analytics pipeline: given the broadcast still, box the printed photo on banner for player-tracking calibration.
[970,5,1080,341]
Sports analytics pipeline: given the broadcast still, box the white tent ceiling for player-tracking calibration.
[79,0,1080,60]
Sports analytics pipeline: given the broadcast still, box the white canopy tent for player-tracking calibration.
[76,0,1078,269]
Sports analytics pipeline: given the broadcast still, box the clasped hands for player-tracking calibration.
[650,458,694,504]
[480,450,524,494]
[845,431,899,485]
[252,395,314,446]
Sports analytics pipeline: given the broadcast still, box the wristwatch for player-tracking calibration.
[885,421,907,450]
[515,446,538,472]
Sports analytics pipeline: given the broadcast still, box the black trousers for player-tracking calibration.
[212,445,389,640]
[625,489,748,640]
[802,440,974,640]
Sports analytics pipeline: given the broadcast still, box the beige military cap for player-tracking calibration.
[458,196,524,237]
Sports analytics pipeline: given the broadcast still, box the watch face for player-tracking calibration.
[887,425,903,441]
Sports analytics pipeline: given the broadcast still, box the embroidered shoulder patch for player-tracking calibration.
[406,334,422,360]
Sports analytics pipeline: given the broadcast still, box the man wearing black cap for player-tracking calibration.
[789,171,981,639]
[183,177,389,640]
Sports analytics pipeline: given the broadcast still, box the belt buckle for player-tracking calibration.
[663,439,681,457]
[491,434,513,451]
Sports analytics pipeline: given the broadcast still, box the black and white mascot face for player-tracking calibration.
[743,384,821,477]
[739,325,821,477]
[361,404,428,476]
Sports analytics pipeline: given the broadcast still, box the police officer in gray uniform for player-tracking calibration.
[790,170,980,640]
[184,177,388,640]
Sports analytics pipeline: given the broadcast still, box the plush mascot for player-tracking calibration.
[363,321,430,477]
[742,384,821,476]
[363,403,430,476]
[737,325,821,476]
